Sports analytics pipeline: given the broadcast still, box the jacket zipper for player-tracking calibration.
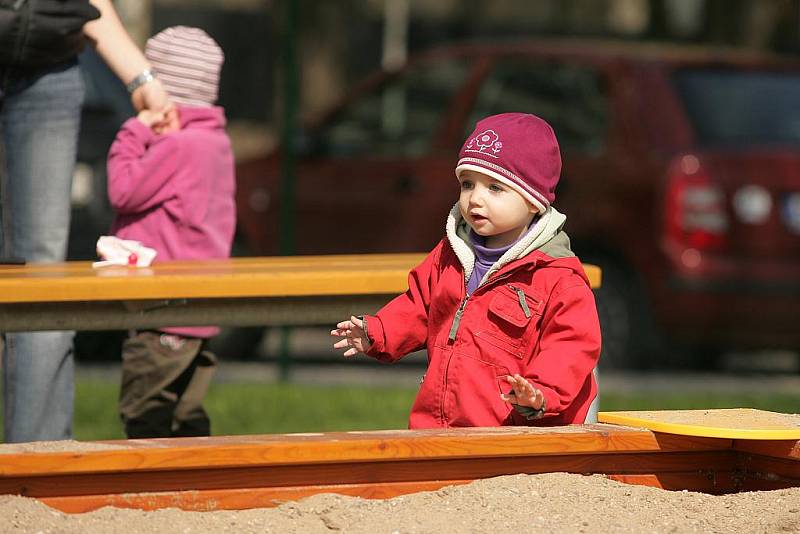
[440,268,531,424]
[447,270,518,342]
[509,284,532,318]
[439,343,453,425]
[447,294,469,341]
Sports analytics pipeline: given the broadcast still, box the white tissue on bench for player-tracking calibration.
[93,236,157,268]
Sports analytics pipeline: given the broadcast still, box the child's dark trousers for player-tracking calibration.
[119,330,217,439]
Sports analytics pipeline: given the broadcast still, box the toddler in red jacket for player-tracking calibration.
[332,113,601,428]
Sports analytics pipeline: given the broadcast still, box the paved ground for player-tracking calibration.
[75,325,800,393]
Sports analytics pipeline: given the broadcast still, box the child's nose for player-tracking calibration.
[469,187,486,205]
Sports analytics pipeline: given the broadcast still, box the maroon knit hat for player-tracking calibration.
[455,113,561,212]
[145,26,224,107]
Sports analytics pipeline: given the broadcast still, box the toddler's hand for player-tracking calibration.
[136,109,164,128]
[137,105,179,134]
[153,105,180,135]
[331,316,370,357]
[501,374,545,410]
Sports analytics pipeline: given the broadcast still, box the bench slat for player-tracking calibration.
[0,255,600,331]
[0,254,427,303]
[0,255,601,303]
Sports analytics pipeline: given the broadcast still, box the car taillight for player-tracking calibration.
[664,155,728,251]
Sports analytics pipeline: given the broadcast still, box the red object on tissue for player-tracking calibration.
[127,253,138,265]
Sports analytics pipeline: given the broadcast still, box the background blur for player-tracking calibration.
[70,0,800,377]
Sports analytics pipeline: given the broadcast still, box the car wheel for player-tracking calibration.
[589,258,661,370]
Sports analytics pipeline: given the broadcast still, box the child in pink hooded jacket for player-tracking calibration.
[107,26,235,438]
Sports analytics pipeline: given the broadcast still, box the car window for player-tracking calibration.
[314,58,470,158]
[468,59,608,155]
[674,68,800,147]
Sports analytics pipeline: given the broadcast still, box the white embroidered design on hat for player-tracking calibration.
[465,129,503,158]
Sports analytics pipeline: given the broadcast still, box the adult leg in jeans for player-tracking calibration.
[0,63,83,442]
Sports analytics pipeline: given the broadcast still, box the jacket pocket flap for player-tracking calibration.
[488,292,532,328]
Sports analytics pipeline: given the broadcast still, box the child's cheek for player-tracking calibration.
[458,203,470,224]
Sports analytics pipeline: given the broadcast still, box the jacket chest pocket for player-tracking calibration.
[476,285,542,359]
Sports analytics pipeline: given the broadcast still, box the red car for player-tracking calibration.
[235,39,800,369]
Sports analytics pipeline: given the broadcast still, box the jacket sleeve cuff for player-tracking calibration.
[124,117,157,144]
[363,314,386,356]
[512,399,547,420]
[538,386,561,418]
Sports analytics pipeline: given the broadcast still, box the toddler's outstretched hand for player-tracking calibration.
[331,316,370,357]
[501,374,545,410]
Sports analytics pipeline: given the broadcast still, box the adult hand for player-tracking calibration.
[501,374,545,410]
[331,316,370,357]
[131,77,170,113]
[83,0,172,113]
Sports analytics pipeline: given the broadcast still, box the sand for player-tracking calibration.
[0,472,798,533]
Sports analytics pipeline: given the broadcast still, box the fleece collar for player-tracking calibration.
[445,202,571,284]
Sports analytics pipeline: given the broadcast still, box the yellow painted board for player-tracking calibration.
[0,256,601,304]
[598,408,800,440]
[582,263,601,289]
[0,254,426,303]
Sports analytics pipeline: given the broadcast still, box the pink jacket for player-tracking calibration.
[107,106,236,338]
[364,237,601,429]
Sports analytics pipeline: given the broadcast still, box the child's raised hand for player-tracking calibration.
[501,374,545,410]
[136,109,164,128]
[331,316,369,357]
[153,105,180,135]
[138,105,180,134]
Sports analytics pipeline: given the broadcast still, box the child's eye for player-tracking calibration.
[489,183,503,192]
[460,181,474,190]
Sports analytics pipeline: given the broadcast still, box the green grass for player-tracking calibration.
[75,380,419,440]
[0,379,798,441]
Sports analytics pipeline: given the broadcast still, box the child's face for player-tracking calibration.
[458,170,539,248]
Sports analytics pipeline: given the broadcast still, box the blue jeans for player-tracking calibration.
[0,62,83,442]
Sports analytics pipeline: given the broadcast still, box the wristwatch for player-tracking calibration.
[126,69,155,94]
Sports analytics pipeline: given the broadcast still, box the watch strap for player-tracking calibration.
[126,69,155,94]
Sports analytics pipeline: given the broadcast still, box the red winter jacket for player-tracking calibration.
[364,228,601,428]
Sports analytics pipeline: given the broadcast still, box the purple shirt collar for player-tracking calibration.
[466,229,517,295]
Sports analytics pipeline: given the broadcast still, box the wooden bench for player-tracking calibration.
[0,254,602,332]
